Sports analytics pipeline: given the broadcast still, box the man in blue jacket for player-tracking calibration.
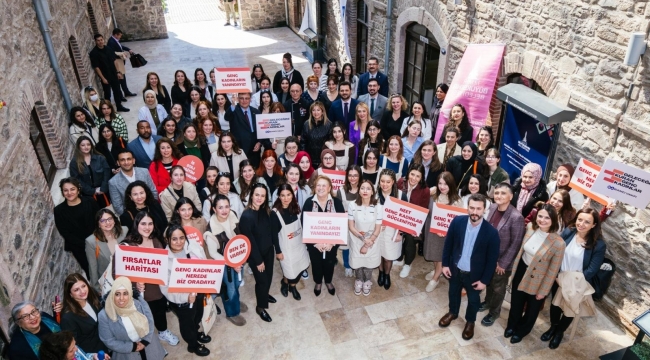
[439,194,500,340]
[357,57,389,97]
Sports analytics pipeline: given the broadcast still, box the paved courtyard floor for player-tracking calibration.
[117,18,633,360]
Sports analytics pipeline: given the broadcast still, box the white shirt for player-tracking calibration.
[122,171,136,183]
[121,316,141,342]
[82,302,97,321]
[561,235,585,272]
[523,230,547,265]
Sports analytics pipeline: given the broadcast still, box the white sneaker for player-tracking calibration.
[158,329,179,346]
[393,260,405,267]
[425,279,439,292]
[399,265,411,278]
[345,268,353,277]
[302,270,309,280]
[363,281,372,296]
[425,270,435,281]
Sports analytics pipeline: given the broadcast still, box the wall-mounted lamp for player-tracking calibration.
[623,32,646,66]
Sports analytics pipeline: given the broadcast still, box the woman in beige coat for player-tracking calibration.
[505,204,565,344]
[159,165,202,220]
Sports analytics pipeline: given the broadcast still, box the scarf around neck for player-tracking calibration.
[516,162,543,212]
[104,277,149,339]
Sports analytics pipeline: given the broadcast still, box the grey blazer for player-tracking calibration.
[84,226,128,291]
[98,297,166,360]
[357,94,388,122]
[108,168,159,215]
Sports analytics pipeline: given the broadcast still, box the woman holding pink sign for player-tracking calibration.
[348,180,383,296]
[272,184,310,300]
[159,224,211,357]
[302,176,346,296]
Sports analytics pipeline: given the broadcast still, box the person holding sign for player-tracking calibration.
[98,277,167,359]
[159,225,211,356]
[160,166,202,221]
[170,197,208,233]
[439,194,500,341]
[226,92,270,168]
[204,194,247,326]
[395,164,432,278]
[422,171,462,289]
[335,165,362,277]
[178,124,211,190]
[272,184,310,300]
[323,122,356,171]
[272,162,312,211]
[546,164,585,210]
[505,204,565,344]
[302,176,346,296]
[241,184,282,322]
[376,169,403,289]
[348,180,383,296]
[478,183,525,327]
[122,211,180,346]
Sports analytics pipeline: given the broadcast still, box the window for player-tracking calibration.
[293,0,302,29]
[87,3,100,35]
[356,0,368,73]
[29,105,56,185]
[402,24,440,108]
[68,39,83,89]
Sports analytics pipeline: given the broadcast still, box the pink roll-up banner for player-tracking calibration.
[434,44,506,144]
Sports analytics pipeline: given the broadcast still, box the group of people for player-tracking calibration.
[14,50,612,360]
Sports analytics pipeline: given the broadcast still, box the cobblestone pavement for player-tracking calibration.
[117,20,633,360]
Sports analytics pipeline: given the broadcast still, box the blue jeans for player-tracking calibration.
[221,266,241,317]
[342,249,350,269]
[448,269,481,322]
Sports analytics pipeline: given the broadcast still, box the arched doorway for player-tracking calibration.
[401,23,440,109]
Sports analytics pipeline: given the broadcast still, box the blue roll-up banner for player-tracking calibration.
[498,104,557,181]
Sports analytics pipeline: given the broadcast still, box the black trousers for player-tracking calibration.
[170,294,205,351]
[549,282,575,332]
[507,260,545,337]
[102,79,124,106]
[147,296,169,331]
[69,246,89,278]
[307,244,339,284]
[119,73,132,94]
[250,248,274,309]
[400,234,417,265]
[286,272,303,285]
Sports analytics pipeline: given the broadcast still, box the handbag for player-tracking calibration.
[99,257,115,297]
[589,258,615,301]
[129,53,148,68]
[201,295,218,334]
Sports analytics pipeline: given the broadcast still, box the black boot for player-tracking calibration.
[549,331,564,349]
[378,270,385,287]
[417,241,423,256]
[290,285,301,300]
[540,325,557,342]
[384,273,391,290]
[280,279,289,297]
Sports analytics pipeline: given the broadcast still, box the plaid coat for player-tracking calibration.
[511,224,565,297]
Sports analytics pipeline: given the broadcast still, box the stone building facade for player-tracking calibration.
[0,0,166,349]
[287,0,650,334]
[112,0,168,40]
[239,0,287,31]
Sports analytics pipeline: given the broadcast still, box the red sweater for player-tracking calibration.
[149,158,179,196]
[397,178,430,209]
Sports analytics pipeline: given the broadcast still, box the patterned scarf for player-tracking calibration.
[516,163,543,212]
[23,315,60,356]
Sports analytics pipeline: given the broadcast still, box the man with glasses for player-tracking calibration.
[283,83,309,138]
[7,301,63,360]
[226,92,271,167]
[357,57,389,97]
[357,78,387,122]
[108,149,158,215]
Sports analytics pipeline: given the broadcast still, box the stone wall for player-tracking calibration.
[0,0,110,341]
[239,0,286,31]
[321,0,650,335]
[112,0,168,40]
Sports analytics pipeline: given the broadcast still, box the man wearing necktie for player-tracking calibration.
[357,78,388,122]
[225,92,271,167]
[327,82,358,126]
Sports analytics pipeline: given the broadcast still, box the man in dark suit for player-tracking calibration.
[226,92,271,167]
[328,82,358,126]
[357,57,389,97]
[439,194,500,341]
[89,34,129,112]
[106,28,137,98]
[356,78,388,122]
[127,120,161,170]
[283,83,309,138]
[480,183,526,327]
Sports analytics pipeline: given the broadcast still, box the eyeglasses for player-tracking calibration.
[16,308,40,322]
[100,217,115,224]
[323,156,334,161]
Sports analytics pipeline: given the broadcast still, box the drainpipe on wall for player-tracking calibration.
[109,0,118,29]
[33,0,73,112]
[384,0,393,81]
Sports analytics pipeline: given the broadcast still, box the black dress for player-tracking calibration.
[300,120,333,168]
[380,111,409,140]
[171,84,190,117]
[96,138,127,171]
[54,196,100,275]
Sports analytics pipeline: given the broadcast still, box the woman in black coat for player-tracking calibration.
[143,72,172,113]
[69,136,112,208]
[60,273,109,354]
[273,53,304,94]
[541,208,607,349]
[240,183,282,322]
[300,101,332,169]
[445,141,487,190]
[120,180,169,234]
[511,162,549,218]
